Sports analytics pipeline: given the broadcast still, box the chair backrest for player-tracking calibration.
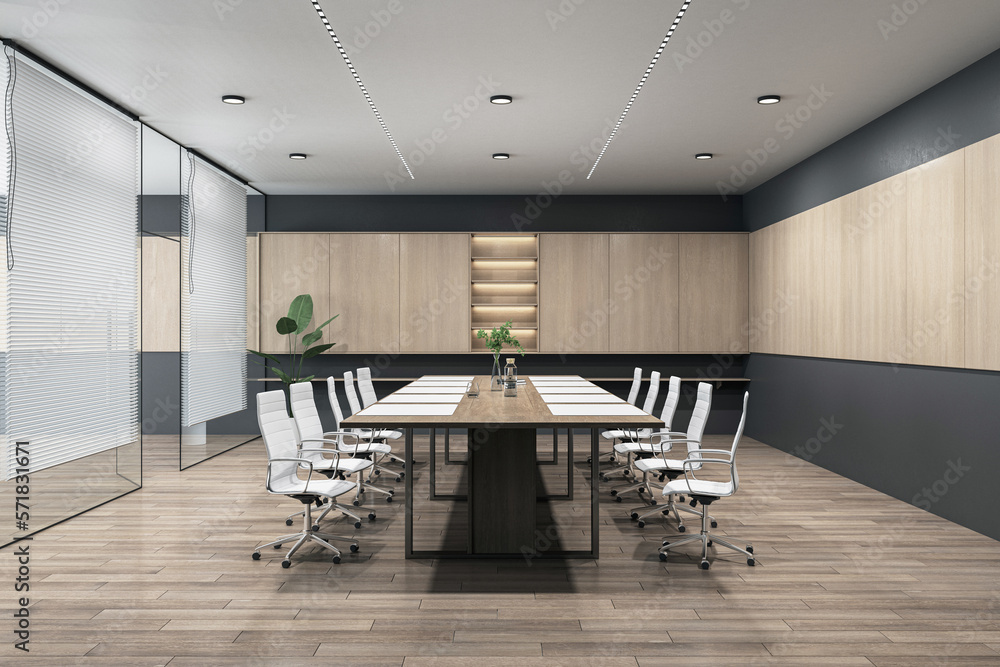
[658,376,681,431]
[257,390,300,492]
[640,371,661,414]
[326,376,346,429]
[728,392,749,493]
[290,381,324,443]
[357,367,378,408]
[626,367,642,405]
[684,382,713,460]
[343,370,362,415]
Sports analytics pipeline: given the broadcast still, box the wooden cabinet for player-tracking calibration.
[609,233,679,352]
[141,236,180,352]
[679,233,748,353]
[328,234,400,353]
[964,133,1000,371]
[399,233,470,353]
[258,233,331,354]
[539,234,609,353]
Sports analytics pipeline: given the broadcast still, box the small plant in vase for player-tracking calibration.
[476,321,525,390]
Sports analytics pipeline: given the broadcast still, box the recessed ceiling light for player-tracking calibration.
[221,95,245,105]
[490,95,513,105]
[492,153,510,160]
[289,153,307,160]
[695,153,713,160]
[757,95,781,105]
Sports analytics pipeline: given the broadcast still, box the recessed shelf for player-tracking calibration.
[470,234,539,352]
[471,256,538,261]
[471,279,538,284]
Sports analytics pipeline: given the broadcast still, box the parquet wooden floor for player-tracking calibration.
[2,432,999,665]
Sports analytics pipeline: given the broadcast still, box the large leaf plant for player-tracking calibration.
[249,294,338,396]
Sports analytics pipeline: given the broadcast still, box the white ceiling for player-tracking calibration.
[3,0,1000,196]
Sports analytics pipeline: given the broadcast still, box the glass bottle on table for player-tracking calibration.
[503,357,518,397]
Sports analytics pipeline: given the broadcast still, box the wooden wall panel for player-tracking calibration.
[328,234,400,354]
[904,150,965,368]
[141,236,179,352]
[749,223,777,354]
[842,174,907,363]
[964,134,1000,371]
[609,233,678,352]
[399,233,470,353]
[539,234,609,353]
[258,234,331,354]
[246,236,258,353]
[679,233,748,353]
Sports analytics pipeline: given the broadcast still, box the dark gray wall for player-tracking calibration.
[745,48,1000,231]
[743,47,1000,540]
[266,194,742,233]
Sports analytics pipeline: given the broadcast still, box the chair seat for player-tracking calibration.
[634,457,686,473]
[307,457,371,475]
[613,440,671,455]
[662,477,731,499]
[269,477,356,498]
[340,442,392,455]
[352,428,402,441]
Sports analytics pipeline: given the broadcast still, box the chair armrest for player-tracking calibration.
[681,457,735,494]
[266,457,316,493]
[296,446,342,470]
[687,448,733,458]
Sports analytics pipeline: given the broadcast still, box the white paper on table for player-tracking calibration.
[530,386,606,393]
[546,404,649,416]
[527,376,585,380]
[396,386,472,394]
[381,393,464,403]
[536,394,624,403]
[417,376,474,381]
[357,404,458,416]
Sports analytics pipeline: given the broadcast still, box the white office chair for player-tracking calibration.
[356,366,406,469]
[590,367,643,465]
[629,382,715,530]
[599,370,661,482]
[290,381,393,514]
[609,375,681,500]
[252,389,360,568]
[658,392,755,569]
[339,372,402,483]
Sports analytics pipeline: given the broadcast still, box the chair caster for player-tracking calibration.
[614,496,622,503]
[662,539,670,546]
[678,525,686,533]
[313,525,321,532]
[700,560,710,570]
[332,556,341,564]
[630,512,639,520]
[338,473,346,480]
[350,544,359,553]
[586,456,592,464]
[374,470,381,476]
[623,470,632,478]
[388,489,395,495]
[707,540,713,547]
[386,496,393,503]
[658,474,665,482]
[400,461,405,469]
[711,520,718,528]
[368,513,377,521]
[610,489,618,497]
[746,545,753,553]
[637,520,645,528]
[285,519,293,526]
[274,544,282,549]
[649,499,657,506]
[747,558,756,566]
[353,499,361,506]
[600,476,609,483]
[281,560,291,568]
[678,495,685,502]
[395,476,403,483]
[252,552,261,560]
[659,552,668,562]
[353,521,361,529]
[637,487,645,495]
[609,455,616,463]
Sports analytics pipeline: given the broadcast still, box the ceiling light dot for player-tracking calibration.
[490,95,513,105]
[289,153,307,160]
[695,153,713,160]
[757,94,781,105]
[492,153,510,160]
[221,95,245,105]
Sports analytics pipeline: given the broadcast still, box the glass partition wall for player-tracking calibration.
[1,46,141,547]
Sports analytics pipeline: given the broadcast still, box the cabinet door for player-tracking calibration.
[258,233,331,354]
[609,234,679,352]
[679,234,749,353]
[141,236,180,352]
[539,234,609,353]
[328,234,400,353]
[399,234,470,352]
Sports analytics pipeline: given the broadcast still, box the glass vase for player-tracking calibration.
[490,355,503,391]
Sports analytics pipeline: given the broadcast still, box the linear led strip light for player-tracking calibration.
[587,0,693,180]
[308,0,414,179]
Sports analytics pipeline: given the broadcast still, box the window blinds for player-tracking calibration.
[180,151,247,427]
[1,49,139,480]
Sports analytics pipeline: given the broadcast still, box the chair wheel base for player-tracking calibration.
[711,520,718,528]
[350,544,359,553]
[353,500,360,506]
[285,519,293,526]
[649,499,657,506]
[630,512,639,520]
[313,525,321,532]
[251,552,261,560]
[700,560,710,570]
[746,545,754,554]
[281,560,291,568]
[614,496,622,503]
[610,489,618,496]
[386,496,393,503]
[273,544,282,549]
[332,556,341,564]
[637,520,645,528]
[659,552,668,562]
[747,558,756,566]
[353,521,361,529]
[368,513,377,521]
[678,525,685,533]
[600,476,609,483]
[395,476,403,483]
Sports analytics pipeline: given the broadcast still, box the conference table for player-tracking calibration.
[341,374,663,559]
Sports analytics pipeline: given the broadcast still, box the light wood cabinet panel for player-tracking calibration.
[328,234,400,353]
[608,234,678,352]
[964,134,1000,371]
[539,234,609,353]
[749,224,777,354]
[141,236,179,352]
[399,234,470,352]
[246,236,258,353]
[905,150,965,368]
[679,234,748,353]
[842,174,907,363]
[258,234,331,354]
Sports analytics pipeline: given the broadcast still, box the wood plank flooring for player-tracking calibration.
[2,433,999,665]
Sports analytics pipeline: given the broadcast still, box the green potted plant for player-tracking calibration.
[476,320,525,390]
[249,294,338,411]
